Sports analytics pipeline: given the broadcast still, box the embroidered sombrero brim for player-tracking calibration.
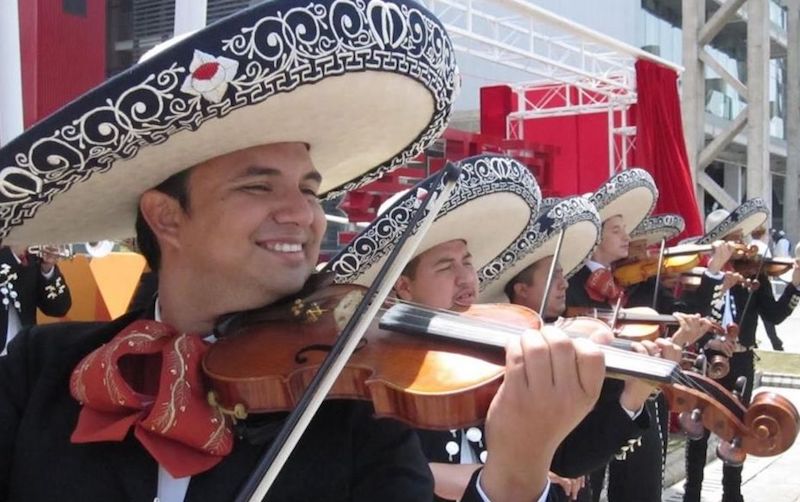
[589,168,658,230]
[629,214,686,246]
[478,196,600,303]
[694,198,770,245]
[0,0,458,245]
[327,155,541,287]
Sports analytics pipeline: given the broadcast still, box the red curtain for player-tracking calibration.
[633,59,703,240]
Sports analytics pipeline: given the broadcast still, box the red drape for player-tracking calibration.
[633,59,703,240]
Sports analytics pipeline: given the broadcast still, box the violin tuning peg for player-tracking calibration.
[679,408,705,440]
[716,436,746,467]
[693,354,706,371]
[733,376,748,403]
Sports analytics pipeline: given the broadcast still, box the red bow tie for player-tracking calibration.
[70,320,233,478]
[585,268,627,306]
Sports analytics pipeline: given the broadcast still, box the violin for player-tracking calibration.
[563,305,736,379]
[679,267,759,293]
[729,255,796,279]
[203,284,799,461]
[614,243,759,288]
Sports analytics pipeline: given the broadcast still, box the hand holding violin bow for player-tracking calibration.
[482,327,605,501]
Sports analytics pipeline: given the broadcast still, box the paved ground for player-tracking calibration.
[660,299,800,502]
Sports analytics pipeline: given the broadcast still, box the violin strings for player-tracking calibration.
[376,301,704,387]
[369,297,712,394]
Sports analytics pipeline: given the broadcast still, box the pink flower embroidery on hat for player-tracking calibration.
[181,50,239,103]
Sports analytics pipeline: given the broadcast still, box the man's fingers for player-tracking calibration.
[571,337,605,401]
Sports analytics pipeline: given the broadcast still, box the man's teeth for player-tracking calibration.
[266,243,303,253]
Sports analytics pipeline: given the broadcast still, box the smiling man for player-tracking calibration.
[0,0,467,500]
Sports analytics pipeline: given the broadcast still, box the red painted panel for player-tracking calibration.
[19,0,106,127]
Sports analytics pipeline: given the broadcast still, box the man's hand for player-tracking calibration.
[791,259,800,288]
[619,339,681,412]
[548,472,584,501]
[705,336,736,357]
[721,271,744,293]
[481,327,604,502]
[707,241,736,274]
[39,248,59,274]
[671,312,715,347]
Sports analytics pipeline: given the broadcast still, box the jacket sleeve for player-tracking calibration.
[36,265,72,317]
[754,277,800,325]
[351,414,434,501]
[548,379,649,477]
[0,328,34,502]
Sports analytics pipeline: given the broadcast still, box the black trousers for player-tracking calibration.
[588,396,668,502]
[683,351,754,502]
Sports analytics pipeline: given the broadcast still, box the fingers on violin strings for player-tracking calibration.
[504,332,529,391]
[571,336,604,399]
[520,328,555,389]
[655,338,682,363]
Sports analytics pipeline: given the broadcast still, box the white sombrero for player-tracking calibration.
[588,168,658,229]
[326,154,542,287]
[0,0,458,245]
[629,214,686,246]
[477,196,601,303]
[692,198,770,245]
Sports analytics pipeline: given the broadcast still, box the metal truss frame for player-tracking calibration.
[420,0,682,174]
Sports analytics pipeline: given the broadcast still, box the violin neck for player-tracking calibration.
[663,244,713,257]
[380,304,681,386]
[616,311,678,325]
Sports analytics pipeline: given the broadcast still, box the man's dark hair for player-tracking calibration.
[135,169,192,271]
[400,255,422,280]
[503,262,539,302]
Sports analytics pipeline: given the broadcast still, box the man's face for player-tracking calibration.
[511,256,567,319]
[596,215,630,262]
[394,239,478,311]
[168,142,326,314]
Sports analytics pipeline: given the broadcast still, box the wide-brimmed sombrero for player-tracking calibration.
[589,168,658,229]
[693,198,770,245]
[326,154,541,287]
[0,0,458,245]
[477,196,601,303]
[629,214,686,246]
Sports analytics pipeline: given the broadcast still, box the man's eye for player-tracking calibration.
[243,184,271,192]
[301,188,319,197]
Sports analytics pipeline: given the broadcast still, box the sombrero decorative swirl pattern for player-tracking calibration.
[478,195,600,302]
[0,0,459,244]
[630,214,686,246]
[327,154,542,287]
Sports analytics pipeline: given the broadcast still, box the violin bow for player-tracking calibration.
[235,163,463,502]
[652,237,667,310]
[539,228,565,317]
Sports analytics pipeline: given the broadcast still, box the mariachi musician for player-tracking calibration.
[0,245,71,355]
[683,199,800,502]
[0,1,613,489]
[327,158,680,502]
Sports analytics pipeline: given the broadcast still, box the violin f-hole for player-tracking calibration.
[295,339,368,364]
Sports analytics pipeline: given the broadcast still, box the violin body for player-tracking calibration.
[204,285,510,430]
[203,284,800,458]
[614,254,700,288]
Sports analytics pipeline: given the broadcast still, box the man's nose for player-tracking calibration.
[273,189,316,227]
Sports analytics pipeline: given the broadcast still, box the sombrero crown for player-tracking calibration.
[326,154,542,287]
[0,0,458,245]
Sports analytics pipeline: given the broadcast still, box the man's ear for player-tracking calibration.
[394,275,414,301]
[512,281,528,302]
[139,190,184,249]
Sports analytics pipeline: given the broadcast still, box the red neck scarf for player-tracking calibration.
[585,268,627,306]
[70,319,233,478]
